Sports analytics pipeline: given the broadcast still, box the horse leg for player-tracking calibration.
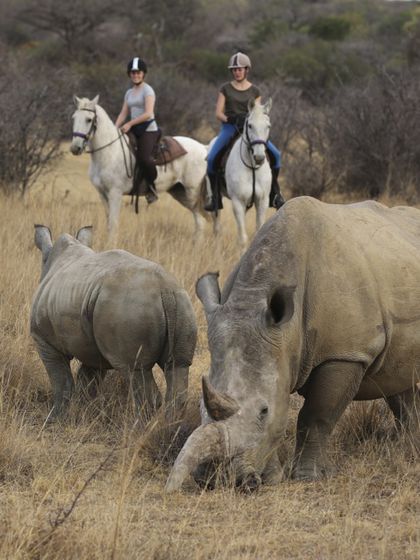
[96,188,110,225]
[255,194,269,232]
[107,190,122,242]
[231,197,248,248]
[193,210,206,242]
[212,212,222,237]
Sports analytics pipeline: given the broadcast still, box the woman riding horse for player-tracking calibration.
[205,52,284,212]
[115,57,160,204]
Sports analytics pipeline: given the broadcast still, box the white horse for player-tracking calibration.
[70,95,209,239]
[224,98,273,248]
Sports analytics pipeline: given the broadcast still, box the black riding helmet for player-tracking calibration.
[127,57,148,75]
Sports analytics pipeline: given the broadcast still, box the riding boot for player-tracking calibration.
[204,174,223,212]
[269,168,285,210]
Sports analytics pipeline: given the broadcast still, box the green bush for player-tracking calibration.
[376,11,411,38]
[249,19,288,48]
[188,49,227,83]
[309,16,352,41]
[278,41,370,95]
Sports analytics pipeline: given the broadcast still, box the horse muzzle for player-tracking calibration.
[70,136,86,156]
[253,153,266,165]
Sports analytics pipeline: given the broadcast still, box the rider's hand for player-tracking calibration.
[121,123,131,134]
[226,115,236,125]
[236,115,246,129]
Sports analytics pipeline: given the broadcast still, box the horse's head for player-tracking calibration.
[70,95,99,155]
[244,98,272,166]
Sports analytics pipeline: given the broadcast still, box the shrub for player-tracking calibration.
[188,49,228,84]
[323,70,420,199]
[279,40,369,98]
[0,61,70,195]
[309,16,352,41]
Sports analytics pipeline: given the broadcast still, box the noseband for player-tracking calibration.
[241,117,268,169]
[72,108,97,146]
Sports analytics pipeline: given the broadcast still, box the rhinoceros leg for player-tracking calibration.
[162,363,189,422]
[293,360,364,480]
[385,386,420,434]
[131,367,162,417]
[76,364,106,399]
[261,450,284,486]
[34,338,74,421]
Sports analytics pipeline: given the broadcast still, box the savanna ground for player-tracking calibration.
[0,146,419,560]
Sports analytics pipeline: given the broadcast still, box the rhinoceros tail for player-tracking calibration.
[161,289,177,365]
[161,289,197,368]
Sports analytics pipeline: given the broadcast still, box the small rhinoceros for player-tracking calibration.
[30,225,197,422]
[166,196,420,492]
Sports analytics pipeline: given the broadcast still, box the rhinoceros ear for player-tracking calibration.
[34,225,53,261]
[196,272,221,315]
[76,226,93,247]
[267,285,295,327]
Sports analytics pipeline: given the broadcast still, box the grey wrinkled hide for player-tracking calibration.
[31,225,197,422]
[166,196,420,492]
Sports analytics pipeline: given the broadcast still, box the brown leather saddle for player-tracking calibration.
[127,133,187,165]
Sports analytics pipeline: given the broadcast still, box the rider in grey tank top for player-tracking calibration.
[125,84,158,132]
[115,57,160,204]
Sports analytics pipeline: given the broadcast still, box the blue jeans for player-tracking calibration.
[207,123,281,175]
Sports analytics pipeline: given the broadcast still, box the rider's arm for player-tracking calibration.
[215,92,228,123]
[115,101,129,128]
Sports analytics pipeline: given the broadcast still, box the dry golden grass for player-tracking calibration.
[0,146,419,559]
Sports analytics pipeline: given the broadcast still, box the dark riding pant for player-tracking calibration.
[131,124,159,185]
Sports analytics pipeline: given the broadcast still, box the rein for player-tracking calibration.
[238,118,268,209]
[72,108,97,143]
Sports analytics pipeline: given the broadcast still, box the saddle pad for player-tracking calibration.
[154,136,187,165]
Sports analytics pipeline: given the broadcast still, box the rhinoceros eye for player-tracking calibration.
[259,405,269,419]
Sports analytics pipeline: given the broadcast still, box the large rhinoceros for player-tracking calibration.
[166,196,420,492]
[30,225,197,422]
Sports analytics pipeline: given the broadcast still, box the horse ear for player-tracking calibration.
[92,94,100,106]
[73,95,81,106]
[264,97,272,114]
[248,98,256,112]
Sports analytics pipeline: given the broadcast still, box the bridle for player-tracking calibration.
[72,108,97,149]
[72,107,134,178]
[238,115,269,210]
[239,116,268,171]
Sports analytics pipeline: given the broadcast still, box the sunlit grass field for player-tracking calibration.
[0,147,418,559]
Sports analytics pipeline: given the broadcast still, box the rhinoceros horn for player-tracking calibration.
[202,376,239,421]
[165,422,228,493]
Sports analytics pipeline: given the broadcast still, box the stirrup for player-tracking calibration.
[146,184,158,204]
[204,197,215,212]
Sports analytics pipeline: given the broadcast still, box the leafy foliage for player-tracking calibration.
[309,16,352,41]
[0,60,70,194]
